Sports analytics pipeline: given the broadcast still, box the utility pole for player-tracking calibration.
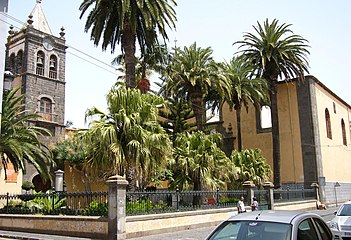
[0,0,9,132]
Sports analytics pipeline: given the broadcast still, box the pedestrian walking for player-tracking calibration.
[251,197,259,211]
[237,196,246,213]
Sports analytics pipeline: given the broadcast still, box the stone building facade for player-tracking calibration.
[220,75,351,204]
[3,1,66,191]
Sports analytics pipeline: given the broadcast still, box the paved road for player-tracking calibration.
[0,207,338,240]
[128,207,338,240]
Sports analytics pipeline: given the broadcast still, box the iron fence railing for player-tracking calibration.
[273,188,315,203]
[0,191,108,216]
[126,189,246,215]
[0,188,316,216]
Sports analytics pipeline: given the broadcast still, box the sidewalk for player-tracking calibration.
[0,230,97,240]
[0,206,339,240]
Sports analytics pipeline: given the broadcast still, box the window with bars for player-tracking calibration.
[36,51,45,76]
[49,55,57,79]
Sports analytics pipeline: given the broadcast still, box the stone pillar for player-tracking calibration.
[107,175,128,240]
[243,181,255,208]
[263,182,274,210]
[54,170,64,191]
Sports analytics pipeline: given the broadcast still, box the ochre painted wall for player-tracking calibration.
[221,82,304,185]
[0,165,22,195]
[314,84,351,183]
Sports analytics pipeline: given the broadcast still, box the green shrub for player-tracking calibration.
[21,181,34,192]
[85,201,108,216]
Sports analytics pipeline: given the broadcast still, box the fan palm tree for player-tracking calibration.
[230,148,271,188]
[221,56,269,151]
[0,88,54,182]
[161,42,231,131]
[234,18,310,188]
[79,87,172,190]
[79,0,177,88]
[171,131,236,193]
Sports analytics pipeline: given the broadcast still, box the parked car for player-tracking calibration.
[329,200,351,239]
[206,210,333,240]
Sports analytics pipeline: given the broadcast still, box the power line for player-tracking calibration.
[1,12,119,76]
[66,51,118,76]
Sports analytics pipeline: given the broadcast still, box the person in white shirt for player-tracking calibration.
[237,196,246,213]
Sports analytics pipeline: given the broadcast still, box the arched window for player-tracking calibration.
[36,51,45,76]
[260,106,272,129]
[49,55,57,79]
[39,97,52,121]
[325,108,332,139]
[9,53,16,73]
[16,50,23,74]
[341,119,347,146]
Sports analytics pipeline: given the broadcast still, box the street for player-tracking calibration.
[128,207,338,240]
[0,207,338,240]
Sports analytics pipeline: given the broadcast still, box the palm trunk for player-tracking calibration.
[126,162,137,192]
[190,91,204,131]
[270,82,281,188]
[122,19,137,89]
[235,106,242,152]
[193,167,202,206]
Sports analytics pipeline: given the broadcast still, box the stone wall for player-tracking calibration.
[0,201,317,239]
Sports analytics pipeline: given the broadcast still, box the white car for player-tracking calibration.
[329,201,351,240]
[206,210,333,240]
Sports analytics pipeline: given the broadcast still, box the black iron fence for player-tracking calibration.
[0,187,316,216]
[126,189,246,215]
[273,188,315,203]
[0,191,108,216]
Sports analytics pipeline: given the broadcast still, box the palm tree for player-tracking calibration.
[234,18,310,188]
[221,56,269,151]
[171,131,236,193]
[161,42,230,131]
[112,44,170,93]
[79,87,172,190]
[79,0,177,88]
[230,148,271,189]
[0,88,54,182]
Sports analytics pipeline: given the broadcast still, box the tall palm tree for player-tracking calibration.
[112,44,170,93]
[221,56,269,151]
[161,42,230,131]
[79,87,172,190]
[79,0,177,88]
[0,88,54,182]
[234,18,310,188]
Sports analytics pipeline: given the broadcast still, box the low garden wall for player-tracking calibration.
[0,200,317,239]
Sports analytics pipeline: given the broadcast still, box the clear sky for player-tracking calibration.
[5,0,351,128]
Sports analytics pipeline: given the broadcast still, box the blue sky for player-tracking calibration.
[5,0,351,128]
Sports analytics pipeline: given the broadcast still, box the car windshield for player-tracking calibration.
[338,204,351,216]
[208,220,291,240]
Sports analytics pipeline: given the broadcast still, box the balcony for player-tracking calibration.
[36,112,57,123]
[49,70,57,79]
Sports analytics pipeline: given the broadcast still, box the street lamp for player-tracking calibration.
[3,69,14,92]
[334,182,340,207]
